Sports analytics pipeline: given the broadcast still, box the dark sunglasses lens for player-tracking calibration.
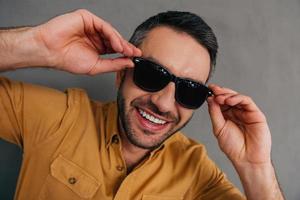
[176,81,209,109]
[133,59,170,92]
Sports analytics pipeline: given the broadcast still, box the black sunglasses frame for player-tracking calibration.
[132,57,213,109]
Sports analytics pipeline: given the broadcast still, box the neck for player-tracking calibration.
[118,118,150,172]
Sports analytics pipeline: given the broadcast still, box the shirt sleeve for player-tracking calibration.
[0,76,68,152]
[186,146,246,200]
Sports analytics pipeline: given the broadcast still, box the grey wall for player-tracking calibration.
[0,0,299,199]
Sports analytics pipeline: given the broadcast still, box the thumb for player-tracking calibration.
[88,57,134,75]
[207,96,226,137]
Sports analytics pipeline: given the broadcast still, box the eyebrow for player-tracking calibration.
[144,56,205,85]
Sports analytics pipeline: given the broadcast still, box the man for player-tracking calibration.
[0,9,284,199]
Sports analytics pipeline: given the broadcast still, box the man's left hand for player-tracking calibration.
[207,84,286,199]
[207,84,271,166]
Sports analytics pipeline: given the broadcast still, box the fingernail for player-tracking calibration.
[207,96,213,104]
[128,60,135,67]
[135,48,142,56]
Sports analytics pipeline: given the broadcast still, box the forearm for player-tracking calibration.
[0,27,50,71]
[234,162,285,200]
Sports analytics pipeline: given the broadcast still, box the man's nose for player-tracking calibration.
[150,82,176,113]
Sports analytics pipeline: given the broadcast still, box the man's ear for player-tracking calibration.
[115,69,126,89]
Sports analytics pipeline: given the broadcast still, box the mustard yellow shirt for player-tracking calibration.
[0,77,245,200]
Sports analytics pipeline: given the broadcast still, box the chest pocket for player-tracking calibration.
[142,194,183,200]
[39,154,100,199]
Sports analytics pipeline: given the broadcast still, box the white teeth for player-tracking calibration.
[138,109,167,125]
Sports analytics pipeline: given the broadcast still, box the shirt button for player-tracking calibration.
[116,165,124,171]
[68,177,77,185]
[112,136,119,144]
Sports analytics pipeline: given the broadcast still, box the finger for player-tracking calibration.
[91,16,124,53]
[102,36,126,55]
[112,28,125,41]
[88,57,134,75]
[127,42,142,57]
[207,96,226,137]
[110,27,141,56]
[209,84,238,95]
[120,39,134,56]
[225,95,267,123]
[79,10,141,57]
[214,93,238,105]
[101,22,138,57]
[112,30,133,56]
[209,85,259,112]
[224,94,259,112]
[220,104,232,113]
[111,28,142,56]
[101,26,139,57]
[77,10,124,53]
[133,46,142,57]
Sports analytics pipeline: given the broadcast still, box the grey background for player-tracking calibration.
[0,0,299,199]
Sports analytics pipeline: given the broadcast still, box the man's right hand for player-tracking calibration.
[32,9,141,75]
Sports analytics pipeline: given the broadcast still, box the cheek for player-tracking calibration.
[177,107,193,124]
[121,75,148,103]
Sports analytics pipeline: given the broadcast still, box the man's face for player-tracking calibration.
[117,26,211,150]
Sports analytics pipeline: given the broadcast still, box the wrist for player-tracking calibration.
[234,161,284,200]
[0,27,52,70]
[234,161,274,184]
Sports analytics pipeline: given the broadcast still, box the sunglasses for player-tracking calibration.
[132,57,213,109]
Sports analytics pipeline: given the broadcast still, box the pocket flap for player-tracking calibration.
[50,154,100,199]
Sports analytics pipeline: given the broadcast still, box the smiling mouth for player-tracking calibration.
[138,108,167,125]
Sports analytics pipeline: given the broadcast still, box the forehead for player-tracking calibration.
[139,26,211,83]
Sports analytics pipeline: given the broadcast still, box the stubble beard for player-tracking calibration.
[117,81,193,150]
